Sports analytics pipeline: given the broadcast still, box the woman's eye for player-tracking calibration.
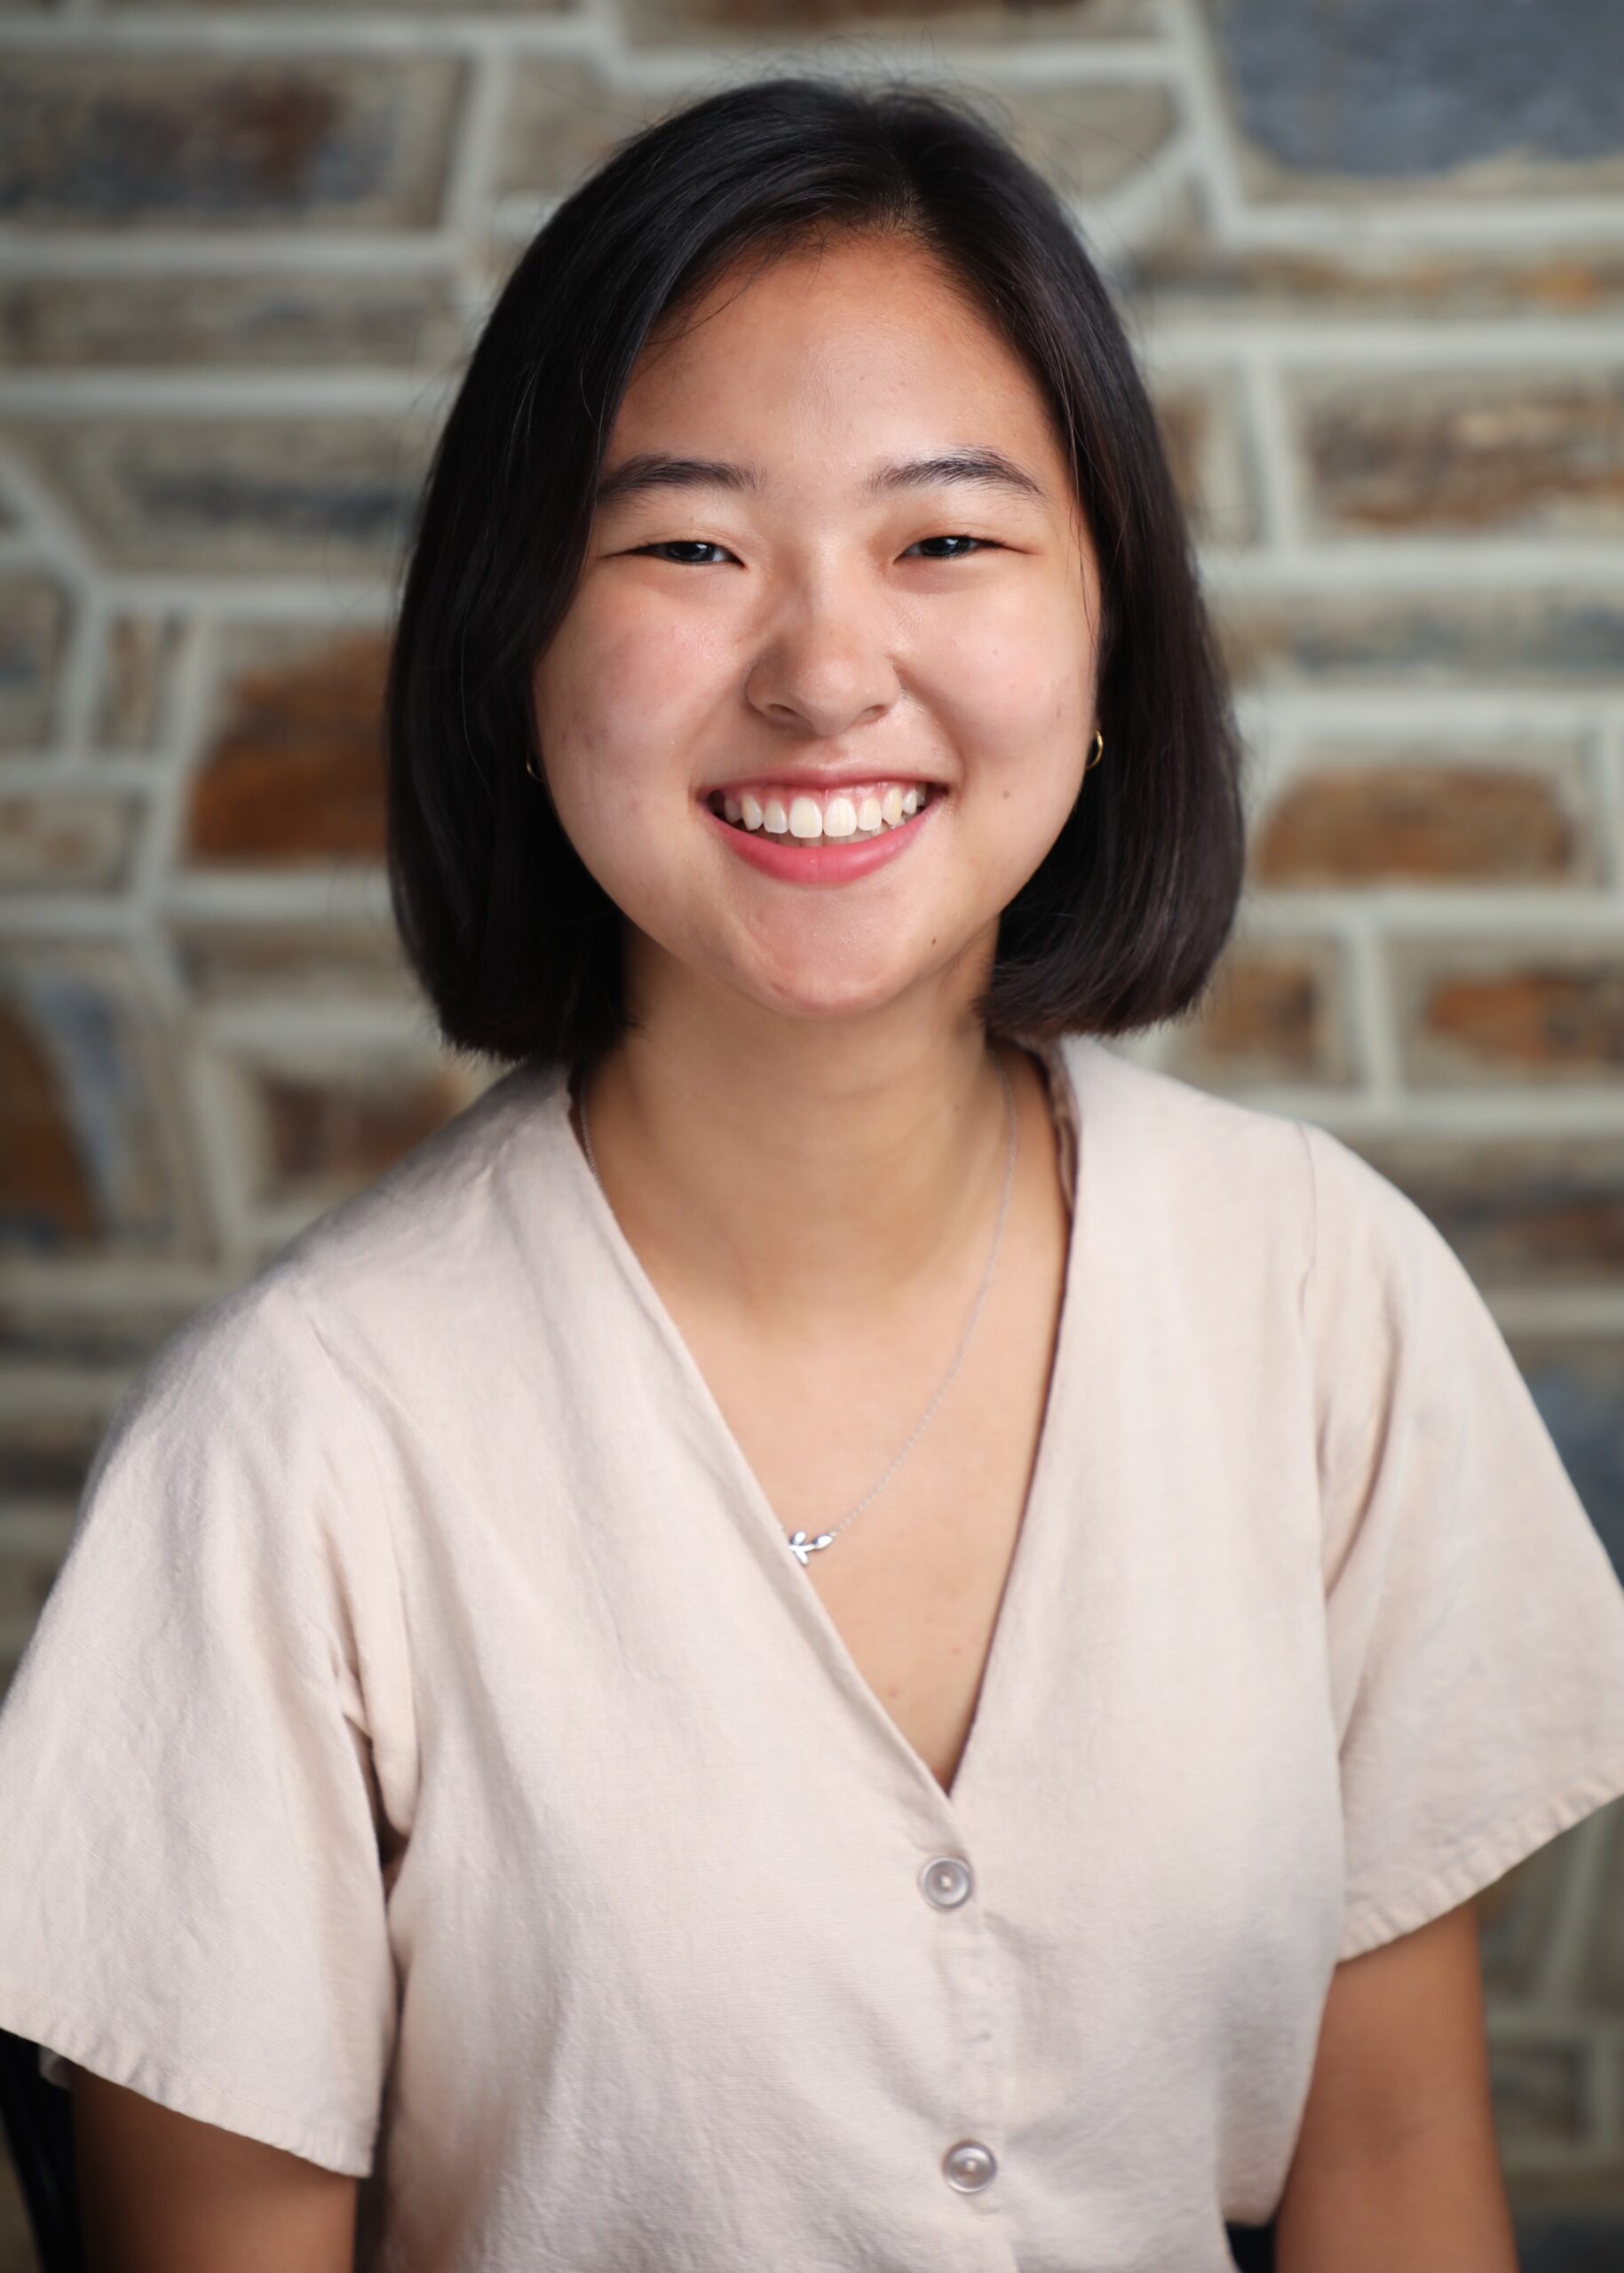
[906,535,998,560]
[632,541,733,566]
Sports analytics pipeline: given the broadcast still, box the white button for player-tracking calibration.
[942,2139,997,2192]
[919,1855,974,1908]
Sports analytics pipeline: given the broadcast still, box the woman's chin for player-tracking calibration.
[722,959,938,1029]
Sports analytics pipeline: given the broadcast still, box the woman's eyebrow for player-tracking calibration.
[593,447,1047,511]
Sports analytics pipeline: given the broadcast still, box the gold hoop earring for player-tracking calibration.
[1085,727,1105,772]
[525,748,544,782]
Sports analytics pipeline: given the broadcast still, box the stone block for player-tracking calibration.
[0,1530,63,1646]
[1293,371,1624,538]
[108,0,577,10]
[186,624,391,865]
[173,918,415,1007]
[1509,2174,1624,2219]
[622,0,1156,44]
[972,81,1176,203]
[1580,1778,1624,2012]
[0,56,462,230]
[1201,0,1624,202]
[1216,593,1624,690]
[1490,2037,1591,2148]
[94,612,186,751]
[236,1054,482,1209]
[1254,744,1592,887]
[499,68,1176,207]
[1149,369,1256,548]
[1352,1136,1624,1294]
[0,948,201,1255]
[1505,1339,1624,1586]
[1390,940,1624,1087]
[1129,187,1624,318]
[498,59,655,203]
[5,416,432,575]
[0,1412,106,1504]
[0,272,470,371]
[1159,934,1351,1088]
[0,1297,202,1368]
[0,793,142,891]
[0,573,69,751]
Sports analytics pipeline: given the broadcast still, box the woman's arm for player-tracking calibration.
[1273,1898,1519,2270]
[71,2065,359,2273]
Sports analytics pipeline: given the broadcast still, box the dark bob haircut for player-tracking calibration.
[385,72,1248,1073]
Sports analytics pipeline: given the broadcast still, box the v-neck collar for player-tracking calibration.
[539,1032,1100,1826]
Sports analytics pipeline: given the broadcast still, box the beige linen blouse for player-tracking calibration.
[4,1031,1624,2271]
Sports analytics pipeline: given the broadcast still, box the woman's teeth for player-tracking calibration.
[711,782,933,842]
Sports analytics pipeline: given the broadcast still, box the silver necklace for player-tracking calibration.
[576,1049,1018,1564]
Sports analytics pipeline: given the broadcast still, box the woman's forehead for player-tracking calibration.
[617,249,1070,472]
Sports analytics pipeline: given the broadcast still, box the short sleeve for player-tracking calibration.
[0,1273,403,2174]
[1301,1120,1624,1964]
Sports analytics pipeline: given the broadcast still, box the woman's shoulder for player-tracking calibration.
[107,1055,572,1446]
[1055,1032,1457,1319]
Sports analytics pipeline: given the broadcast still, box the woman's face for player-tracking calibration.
[532,229,1104,1034]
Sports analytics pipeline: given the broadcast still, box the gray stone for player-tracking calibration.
[0,574,69,750]
[0,1411,106,1502]
[623,0,1156,44]
[0,56,462,230]
[1203,0,1624,194]
[0,793,142,891]
[1578,1788,1624,2009]
[108,0,578,10]
[1508,1342,1624,1587]
[1218,594,1624,688]
[4,416,433,574]
[0,947,202,1255]
[1347,1138,1624,1290]
[1477,1833,1573,2000]
[499,67,1176,207]
[969,82,1177,203]
[0,272,470,370]
[94,613,186,751]
[173,921,416,1008]
[1490,2037,1590,2146]
[0,1300,201,1368]
[1292,370,1624,538]
[1131,186,1624,315]
[498,59,654,202]
[1151,370,1256,547]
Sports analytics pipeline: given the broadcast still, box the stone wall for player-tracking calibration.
[2,0,1622,2259]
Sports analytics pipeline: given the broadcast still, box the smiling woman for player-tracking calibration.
[1,67,1622,2273]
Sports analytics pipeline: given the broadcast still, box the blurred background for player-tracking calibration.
[2,0,1622,2264]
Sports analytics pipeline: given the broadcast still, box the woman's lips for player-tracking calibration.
[699,785,943,887]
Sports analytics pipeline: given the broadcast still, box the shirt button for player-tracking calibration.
[919,1855,974,1908]
[942,2139,997,2192]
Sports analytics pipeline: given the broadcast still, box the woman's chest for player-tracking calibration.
[684,1167,1073,1795]
[378,1311,1345,2257]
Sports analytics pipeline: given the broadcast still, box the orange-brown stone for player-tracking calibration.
[1256,762,1580,884]
[187,629,391,864]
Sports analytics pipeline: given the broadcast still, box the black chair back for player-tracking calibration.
[0,2031,83,2273]
[1226,2218,1277,2271]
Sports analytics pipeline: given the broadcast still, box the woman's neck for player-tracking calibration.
[572,996,1032,1339]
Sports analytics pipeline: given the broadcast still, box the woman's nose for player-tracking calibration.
[742,580,903,739]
